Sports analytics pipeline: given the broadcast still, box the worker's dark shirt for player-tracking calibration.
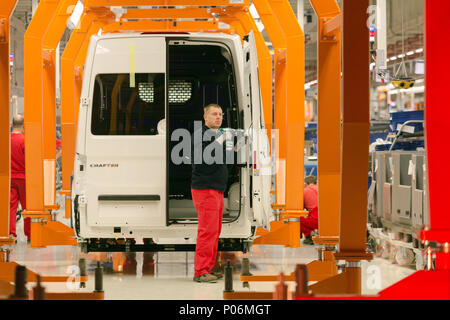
[191,125,228,193]
[11,132,25,179]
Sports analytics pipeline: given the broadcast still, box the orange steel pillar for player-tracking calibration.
[308,0,341,276]
[0,0,18,246]
[24,0,78,248]
[24,0,59,237]
[251,0,289,246]
[271,0,306,247]
[42,0,79,212]
[310,0,341,247]
[60,8,114,218]
[309,0,373,295]
[251,0,307,248]
[253,0,287,212]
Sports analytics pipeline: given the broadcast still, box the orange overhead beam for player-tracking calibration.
[221,17,246,37]
[122,8,217,20]
[84,0,250,6]
[0,0,18,242]
[309,0,341,246]
[101,20,231,33]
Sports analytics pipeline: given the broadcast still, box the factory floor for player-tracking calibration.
[8,217,416,300]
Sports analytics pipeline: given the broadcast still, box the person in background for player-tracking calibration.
[10,114,30,241]
[301,175,318,245]
[56,137,62,159]
[10,115,63,242]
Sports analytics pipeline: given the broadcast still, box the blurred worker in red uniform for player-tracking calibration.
[56,138,62,159]
[10,115,63,241]
[301,175,318,245]
[10,114,30,240]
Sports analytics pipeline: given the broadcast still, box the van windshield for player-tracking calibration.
[91,73,165,135]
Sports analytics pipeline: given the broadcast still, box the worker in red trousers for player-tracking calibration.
[301,175,319,245]
[191,103,233,283]
[10,115,63,241]
[10,114,30,240]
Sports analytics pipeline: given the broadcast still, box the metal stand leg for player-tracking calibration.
[79,258,86,288]
[94,261,104,293]
[241,257,252,288]
[10,265,28,299]
[33,275,46,300]
[224,260,234,293]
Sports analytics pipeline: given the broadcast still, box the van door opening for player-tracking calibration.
[167,40,241,225]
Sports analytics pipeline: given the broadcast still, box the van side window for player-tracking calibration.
[91,73,165,135]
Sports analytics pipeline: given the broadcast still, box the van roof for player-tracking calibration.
[94,32,239,41]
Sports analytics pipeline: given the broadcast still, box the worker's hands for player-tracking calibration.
[219,128,234,140]
[216,128,234,145]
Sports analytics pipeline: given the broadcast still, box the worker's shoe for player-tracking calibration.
[303,235,314,245]
[211,271,223,279]
[123,255,137,274]
[193,273,218,283]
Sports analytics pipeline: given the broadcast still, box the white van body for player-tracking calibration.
[72,32,272,252]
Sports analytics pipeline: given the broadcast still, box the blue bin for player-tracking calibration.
[390,111,424,133]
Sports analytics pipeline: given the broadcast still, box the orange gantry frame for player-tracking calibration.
[238,0,340,285]
[24,0,309,249]
[0,1,83,292]
[0,0,18,246]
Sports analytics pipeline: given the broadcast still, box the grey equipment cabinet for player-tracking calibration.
[372,152,388,222]
[411,152,425,229]
[382,152,393,222]
[391,151,413,226]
